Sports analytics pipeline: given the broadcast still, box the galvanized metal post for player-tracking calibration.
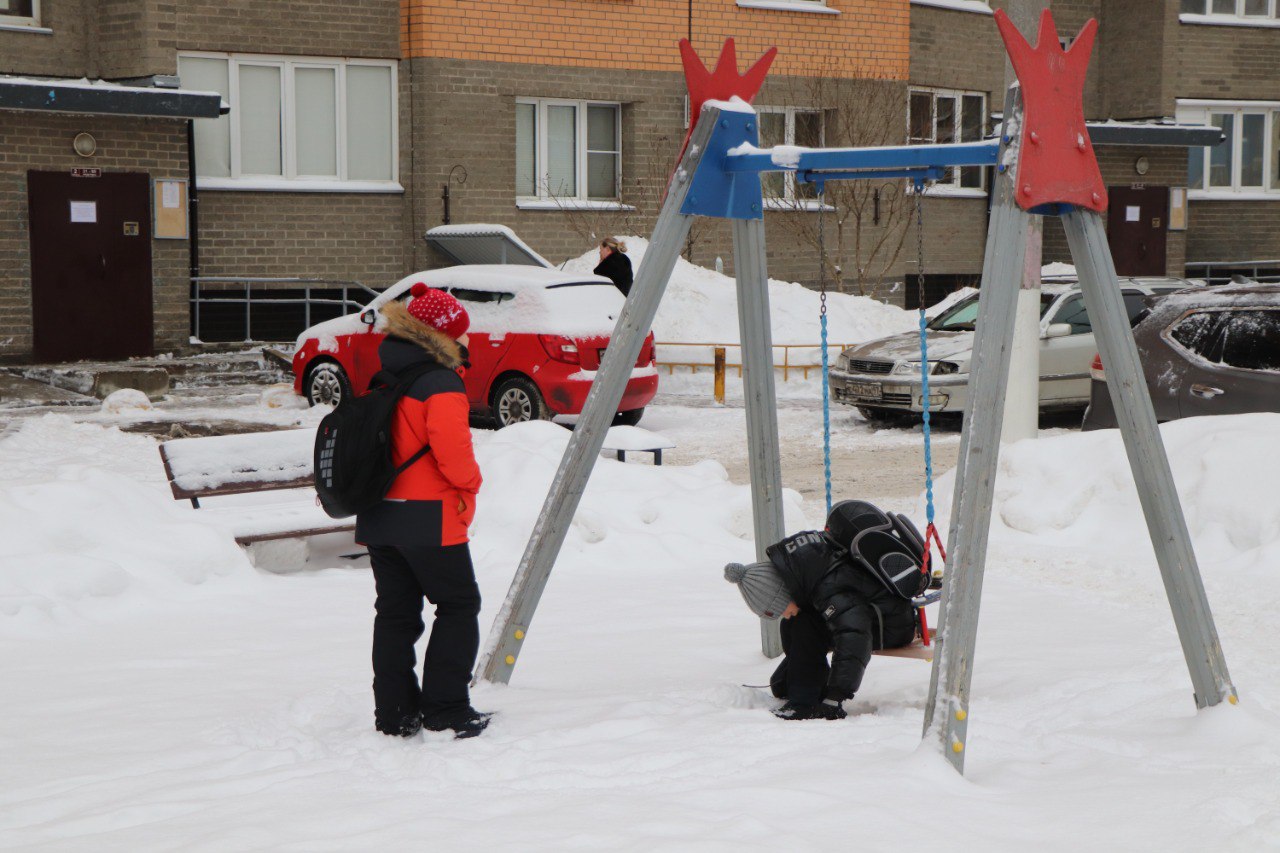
[477,110,715,685]
[733,217,786,658]
[922,85,1032,773]
[1061,207,1237,709]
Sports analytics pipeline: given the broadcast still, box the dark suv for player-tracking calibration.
[1082,283,1280,430]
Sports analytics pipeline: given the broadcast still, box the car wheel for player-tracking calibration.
[614,408,644,427]
[492,376,550,428]
[306,361,352,407]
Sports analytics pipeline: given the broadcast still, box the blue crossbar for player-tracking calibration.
[725,140,1000,175]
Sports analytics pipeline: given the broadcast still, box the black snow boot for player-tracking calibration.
[376,712,423,738]
[424,707,492,739]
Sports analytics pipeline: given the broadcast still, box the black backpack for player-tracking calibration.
[313,364,437,519]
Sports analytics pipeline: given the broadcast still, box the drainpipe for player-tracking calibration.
[186,120,201,341]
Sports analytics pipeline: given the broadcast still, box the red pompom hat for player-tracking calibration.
[405,282,470,340]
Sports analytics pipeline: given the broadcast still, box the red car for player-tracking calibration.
[292,265,658,427]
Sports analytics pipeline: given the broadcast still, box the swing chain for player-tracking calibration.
[913,182,944,584]
[817,183,833,517]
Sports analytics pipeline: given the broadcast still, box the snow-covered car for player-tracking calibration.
[829,277,1197,421]
[291,265,658,427]
[1082,282,1280,430]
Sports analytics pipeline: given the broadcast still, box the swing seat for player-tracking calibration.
[873,629,937,662]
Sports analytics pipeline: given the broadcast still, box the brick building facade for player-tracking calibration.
[2,1,1276,363]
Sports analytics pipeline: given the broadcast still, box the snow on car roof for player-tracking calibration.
[383,265,613,299]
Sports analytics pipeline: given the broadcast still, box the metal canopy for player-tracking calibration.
[1084,121,1224,148]
[0,77,225,119]
[424,224,554,269]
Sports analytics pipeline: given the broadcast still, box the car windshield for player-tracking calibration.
[927,293,1056,331]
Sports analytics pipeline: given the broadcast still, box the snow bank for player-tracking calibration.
[560,236,915,346]
[0,417,253,624]
[923,413,1280,595]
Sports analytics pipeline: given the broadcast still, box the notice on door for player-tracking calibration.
[1125,206,1141,222]
[70,200,97,223]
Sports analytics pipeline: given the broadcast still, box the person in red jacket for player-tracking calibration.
[356,284,489,739]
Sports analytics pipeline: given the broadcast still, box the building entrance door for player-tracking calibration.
[1106,186,1168,277]
[27,171,154,362]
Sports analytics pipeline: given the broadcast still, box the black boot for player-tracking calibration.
[376,712,423,738]
[424,707,492,739]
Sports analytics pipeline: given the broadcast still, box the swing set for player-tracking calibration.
[476,10,1238,775]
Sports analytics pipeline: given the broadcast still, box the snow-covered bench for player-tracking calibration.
[158,428,353,546]
[601,425,676,465]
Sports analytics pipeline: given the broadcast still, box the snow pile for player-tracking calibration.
[100,388,152,414]
[562,236,913,347]
[0,417,253,622]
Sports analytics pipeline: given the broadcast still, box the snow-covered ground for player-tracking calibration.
[2,396,1278,849]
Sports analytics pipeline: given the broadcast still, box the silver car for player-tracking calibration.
[830,277,1197,421]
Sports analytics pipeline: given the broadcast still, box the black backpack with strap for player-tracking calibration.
[313,363,437,519]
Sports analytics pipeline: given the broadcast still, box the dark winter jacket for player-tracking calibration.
[355,301,482,549]
[594,250,634,297]
[767,531,917,701]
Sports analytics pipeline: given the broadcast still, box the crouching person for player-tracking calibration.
[724,500,930,721]
[356,284,489,739]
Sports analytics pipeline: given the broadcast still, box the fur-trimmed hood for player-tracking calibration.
[379,300,464,369]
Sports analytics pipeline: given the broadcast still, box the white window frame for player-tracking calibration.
[0,0,47,32]
[1177,99,1280,200]
[179,51,400,193]
[516,98,628,210]
[908,87,989,198]
[1180,0,1280,27]
[756,105,828,210]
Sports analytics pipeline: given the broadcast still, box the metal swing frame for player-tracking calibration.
[476,12,1237,775]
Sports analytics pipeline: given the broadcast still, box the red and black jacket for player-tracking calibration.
[355,301,482,549]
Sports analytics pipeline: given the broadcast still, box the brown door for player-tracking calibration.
[1106,186,1168,277]
[27,171,154,362]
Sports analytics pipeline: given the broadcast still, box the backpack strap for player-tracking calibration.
[382,362,443,474]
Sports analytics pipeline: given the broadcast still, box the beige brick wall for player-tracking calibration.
[0,112,190,360]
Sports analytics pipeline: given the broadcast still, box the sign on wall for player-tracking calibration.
[152,179,188,239]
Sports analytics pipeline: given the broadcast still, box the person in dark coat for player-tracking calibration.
[724,501,928,720]
[593,236,633,297]
[356,285,489,739]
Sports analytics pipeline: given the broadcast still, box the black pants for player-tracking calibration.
[368,542,481,728]
[770,609,831,706]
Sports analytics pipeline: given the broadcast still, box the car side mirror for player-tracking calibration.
[360,309,377,327]
[1043,323,1073,339]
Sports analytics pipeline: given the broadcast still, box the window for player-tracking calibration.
[178,53,398,190]
[1181,0,1280,20]
[1170,312,1226,360]
[1178,101,1280,197]
[516,99,621,202]
[0,0,39,26]
[1219,310,1280,370]
[909,88,987,192]
[757,107,824,204]
[1052,296,1092,335]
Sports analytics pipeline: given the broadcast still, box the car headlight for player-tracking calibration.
[932,361,960,375]
[892,361,920,376]
[837,354,850,372]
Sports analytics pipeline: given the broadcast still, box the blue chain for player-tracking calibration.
[817,184,832,517]
[914,183,935,527]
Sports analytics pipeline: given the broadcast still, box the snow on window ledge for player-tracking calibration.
[910,0,994,15]
[735,0,841,15]
[763,198,836,212]
[1179,13,1280,29]
[0,22,52,33]
[517,199,637,212]
[1187,190,1280,201]
[197,178,404,194]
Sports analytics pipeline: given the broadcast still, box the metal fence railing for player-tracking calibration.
[190,277,381,343]
[655,342,855,382]
[1185,260,1280,286]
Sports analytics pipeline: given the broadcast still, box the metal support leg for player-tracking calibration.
[733,217,786,658]
[477,115,715,685]
[1062,207,1236,709]
[922,91,1031,771]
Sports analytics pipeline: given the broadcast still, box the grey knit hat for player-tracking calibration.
[724,560,792,620]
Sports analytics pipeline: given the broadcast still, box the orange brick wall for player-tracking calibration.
[403,0,908,81]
